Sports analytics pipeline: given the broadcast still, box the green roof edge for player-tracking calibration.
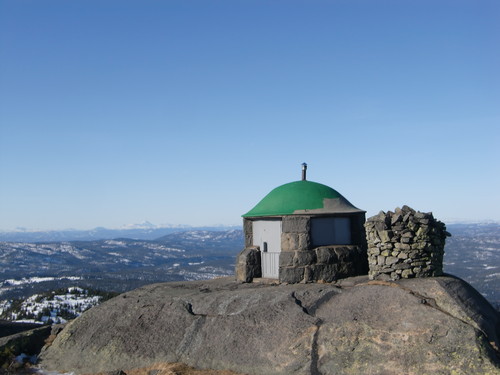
[242,180,345,217]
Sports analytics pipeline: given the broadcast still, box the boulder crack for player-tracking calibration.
[184,302,207,317]
[307,290,341,316]
[310,319,323,375]
[290,292,325,374]
[291,292,311,316]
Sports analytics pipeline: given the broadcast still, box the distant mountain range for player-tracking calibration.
[0,229,244,301]
[0,223,498,309]
[0,224,241,242]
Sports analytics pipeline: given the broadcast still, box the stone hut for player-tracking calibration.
[236,164,368,283]
[364,205,451,280]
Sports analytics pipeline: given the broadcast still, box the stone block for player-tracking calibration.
[379,230,393,242]
[298,233,310,250]
[385,256,398,265]
[302,266,314,283]
[311,264,340,282]
[412,242,427,250]
[408,251,419,258]
[374,221,388,232]
[333,246,351,261]
[414,211,425,219]
[243,220,254,248]
[415,226,429,237]
[395,243,411,251]
[392,224,404,232]
[370,264,382,272]
[411,261,426,267]
[294,251,316,266]
[413,266,424,274]
[391,214,403,225]
[381,243,394,250]
[316,247,338,264]
[401,230,414,238]
[281,232,310,251]
[369,247,381,255]
[307,264,320,282]
[423,264,435,272]
[244,233,253,248]
[279,251,294,267]
[337,262,357,279]
[393,263,411,270]
[282,216,310,233]
[281,233,299,251]
[407,221,419,232]
[279,267,304,284]
[235,247,261,283]
[377,255,386,265]
[401,269,414,278]
[243,218,253,235]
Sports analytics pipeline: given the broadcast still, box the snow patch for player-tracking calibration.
[1,276,82,287]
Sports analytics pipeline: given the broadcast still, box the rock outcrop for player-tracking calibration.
[39,276,500,375]
[0,324,52,367]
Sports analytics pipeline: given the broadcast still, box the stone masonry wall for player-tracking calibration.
[365,205,450,280]
[237,215,368,283]
[279,244,367,283]
[279,216,367,283]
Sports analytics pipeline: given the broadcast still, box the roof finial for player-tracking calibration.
[301,162,307,181]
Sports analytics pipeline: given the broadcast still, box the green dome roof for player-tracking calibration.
[243,180,364,217]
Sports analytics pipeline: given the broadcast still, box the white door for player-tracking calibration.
[252,220,281,278]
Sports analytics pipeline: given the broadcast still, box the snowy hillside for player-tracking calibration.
[0,287,118,325]
[0,230,244,301]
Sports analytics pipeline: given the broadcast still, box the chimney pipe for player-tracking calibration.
[301,163,307,181]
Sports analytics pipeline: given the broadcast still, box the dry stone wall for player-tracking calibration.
[365,205,450,280]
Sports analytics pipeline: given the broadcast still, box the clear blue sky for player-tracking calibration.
[1,0,499,231]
